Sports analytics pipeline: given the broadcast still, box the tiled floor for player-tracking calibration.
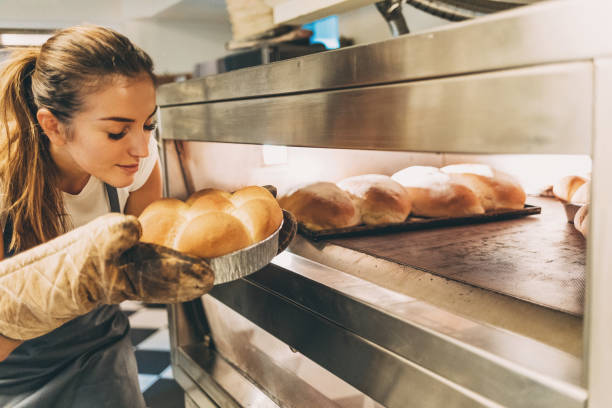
[120,301,185,408]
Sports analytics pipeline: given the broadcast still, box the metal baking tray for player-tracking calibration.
[208,213,284,285]
[298,205,541,241]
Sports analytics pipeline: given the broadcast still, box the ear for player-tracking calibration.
[37,108,66,146]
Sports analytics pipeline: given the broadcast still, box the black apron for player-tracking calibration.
[0,184,146,408]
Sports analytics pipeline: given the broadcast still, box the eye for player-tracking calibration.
[108,129,128,140]
[144,122,157,132]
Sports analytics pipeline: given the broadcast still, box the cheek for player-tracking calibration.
[69,137,125,169]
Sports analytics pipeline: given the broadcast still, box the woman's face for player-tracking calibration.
[61,74,157,188]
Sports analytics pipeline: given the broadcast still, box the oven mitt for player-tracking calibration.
[0,213,214,341]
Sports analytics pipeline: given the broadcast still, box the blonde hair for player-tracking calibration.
[0,25,155,252]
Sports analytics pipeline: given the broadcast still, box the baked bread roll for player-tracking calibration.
[553,175,587,202]
[175,212,252,258]
[139,186,283,258]
[574,204,589,238]
[337,174,412,225]
[139,198,190,247]
[441,164,526,211]
[186,188,232,210]
[570,181,590,205]
[278,182,360,231]
[391,166,485,217]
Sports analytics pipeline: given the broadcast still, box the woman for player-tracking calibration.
[0,25,168,407]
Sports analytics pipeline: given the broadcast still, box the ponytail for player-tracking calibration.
[0,48,66,252]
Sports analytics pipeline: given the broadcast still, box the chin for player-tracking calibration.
[104,175,135,189]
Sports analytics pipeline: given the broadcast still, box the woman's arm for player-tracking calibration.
[124,161,162,217]
[0,234,24,361]
[0,335,22,362]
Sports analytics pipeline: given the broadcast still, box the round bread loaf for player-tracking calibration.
[139,186,283,258]
[570,181,590,205]
[175,212,253,258]
[337,174,412,225]
[574,204,589,238]
[277,182,360,231]
[553,175,587,202]
[441,164,526,211]
[391,166,484,217]
[139,198,190,247]
[186,188,232,210]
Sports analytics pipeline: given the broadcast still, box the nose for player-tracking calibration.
[128,131,150,158]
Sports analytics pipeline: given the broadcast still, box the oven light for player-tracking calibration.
[262,145,288,165]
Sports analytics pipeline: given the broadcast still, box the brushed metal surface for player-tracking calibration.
[157,0,611,106]
[205,259,585,407]
[202,296,379,408]
[326,197,586,316]
[209,215,282,284]
[288,232,583,357]
[159,63,592,154]
[177,346,280,408]
[207,279,502,407]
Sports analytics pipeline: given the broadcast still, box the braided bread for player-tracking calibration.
[139,186,283,258]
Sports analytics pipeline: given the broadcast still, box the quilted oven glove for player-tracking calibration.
[0,213,214,341]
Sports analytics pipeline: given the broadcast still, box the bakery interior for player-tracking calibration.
[1,0,610,407]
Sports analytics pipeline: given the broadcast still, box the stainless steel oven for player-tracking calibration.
[156,1,612,406]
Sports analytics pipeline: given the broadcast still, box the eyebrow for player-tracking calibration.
[98,107,158,122]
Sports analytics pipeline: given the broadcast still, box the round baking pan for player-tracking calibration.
[208,215,283,285]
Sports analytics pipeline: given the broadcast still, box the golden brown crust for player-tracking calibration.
[231,198,284,242]
[175,212,252,258]
[139,186,283,258]
[392,166,484,217]
[185,188,231,206]
[441,164,526,211]
[337,174,411,225]
[188,193,234,216]
[553,175,587,202]
[230,185,276,207]
[278,182,360,230]
[574,204,589,238]
[139,198,189,247]
[570,181,590,205]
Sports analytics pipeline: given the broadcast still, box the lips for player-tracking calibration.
[117,163,139,174]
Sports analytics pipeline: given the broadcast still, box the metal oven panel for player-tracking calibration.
[159,63,592,154]
[158,1,612,106]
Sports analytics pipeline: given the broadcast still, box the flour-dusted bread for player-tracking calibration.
[553,175,588,202]
[570,181,590,205]
[277,182,360,231]
[139,186,283,258]
[441,164,526,211]
[391,166,484,217]
[574,204,589,238]
[337,174,411,225]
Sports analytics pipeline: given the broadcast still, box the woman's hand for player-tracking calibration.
[0,209,297,344]
[0,213,214,341]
